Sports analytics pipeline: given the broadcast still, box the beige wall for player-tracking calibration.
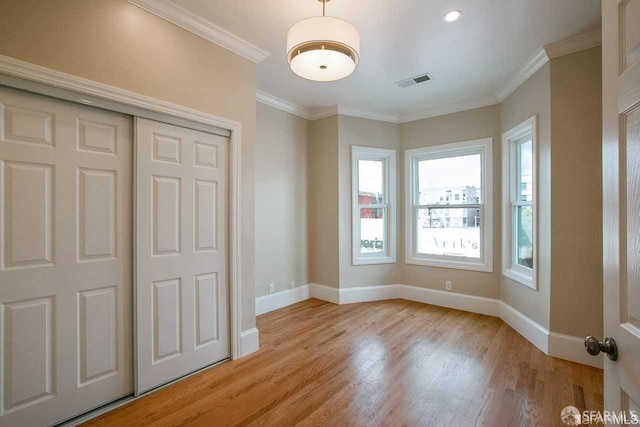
[337,116,402,287]
[275,47,602,342]
[0,0,258,331]
[270,47,602,342]
[267,47,602,342]
[308,106,502,299]
[308,105,509,301]
[549,47,603,338]
[400,106,502,299]
[309,116,340,287]
[500,63,552,328]
[255,103,309,297]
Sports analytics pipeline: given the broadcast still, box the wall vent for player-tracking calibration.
[395,73,432,88]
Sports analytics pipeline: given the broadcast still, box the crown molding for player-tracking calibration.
[309,105,340,121]
[494,30,602,103]
[127,0,270,64]
[543,29,602,59]
[337,107,401,123]
[308,105,401,123]
[256,90,312,120]
[255,92,336,122]
[399,96,499,123]
[256,91,499,124]
[495,48,549,102]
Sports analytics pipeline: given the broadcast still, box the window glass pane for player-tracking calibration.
[360,208,385,255]
[516,205,533,268]
[416,207,480,258]
[417,154,481,205]
[517,139,533,202]
[358,160,384,204]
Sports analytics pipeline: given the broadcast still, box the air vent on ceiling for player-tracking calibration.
[396,73,432,88]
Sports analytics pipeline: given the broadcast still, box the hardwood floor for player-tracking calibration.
[85,299,603,427]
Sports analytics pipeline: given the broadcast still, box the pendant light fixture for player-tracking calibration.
[286,0,360,82]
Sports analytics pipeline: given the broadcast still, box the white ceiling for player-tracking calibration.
[172,0,601,117]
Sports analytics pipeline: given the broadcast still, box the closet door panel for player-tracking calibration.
[135,118,229,395]
[0,87,132,427]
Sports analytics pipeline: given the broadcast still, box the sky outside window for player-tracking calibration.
[419,154,481,192]
[358,160,383,195]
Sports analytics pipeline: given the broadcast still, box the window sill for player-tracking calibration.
[405,257,493,273]
[353,257,396,266]
[503,268,536,289]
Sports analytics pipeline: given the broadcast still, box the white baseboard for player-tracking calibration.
[308,283,499,316]
[256,285,310,315]
[337,284,398,304]
[240,327,259,357]
[549,331,603,369]
[499,302,549,353]
[399,284,500,317]
[255,283,600,368]
[498,303,603,369]
[309,283,340,304]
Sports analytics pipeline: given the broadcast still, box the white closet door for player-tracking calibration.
[135,118,229,395]
[0,87,133,426]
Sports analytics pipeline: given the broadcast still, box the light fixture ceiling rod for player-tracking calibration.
[318,0,330,17]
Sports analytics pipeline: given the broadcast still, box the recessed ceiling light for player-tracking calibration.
[444,10,462,22]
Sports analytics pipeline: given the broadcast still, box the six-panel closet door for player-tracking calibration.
[0,87,133,426]
[135,118,229,395]
[0,86,230,425]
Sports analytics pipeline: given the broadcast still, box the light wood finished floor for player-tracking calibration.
[85,299,603,427]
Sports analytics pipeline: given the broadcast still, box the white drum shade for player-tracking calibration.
[286,16,360,81]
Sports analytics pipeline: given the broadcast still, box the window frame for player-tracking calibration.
[351,145,397,265]
[404,138,494,272]
[502,115,537,289]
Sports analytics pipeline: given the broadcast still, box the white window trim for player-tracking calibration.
[352,146,397,265]
[502,115,537,289]
[404,138,494,272]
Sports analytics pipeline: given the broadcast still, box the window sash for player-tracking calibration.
[357,158,387,205]
[510,139,535,273]
[359,204,388,257]
[412,205,484,261]
[357,158,389,259]
[352,146,396,265]
[412,147,486,263]
[358,206,388,259]
[515,136,532,203]
[412,148,485,204]
[502,116,536,289]
[416,203,482,209]
[405,138,493,272]
[512,204,533,272]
